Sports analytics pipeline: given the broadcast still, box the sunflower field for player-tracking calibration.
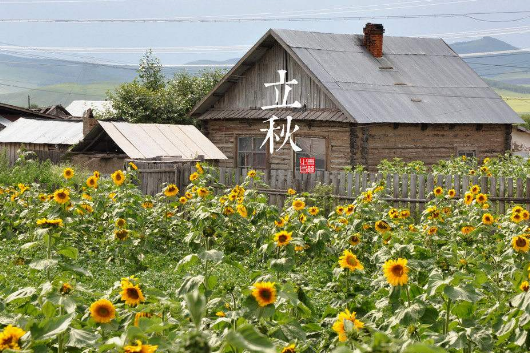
[3,161,530,353]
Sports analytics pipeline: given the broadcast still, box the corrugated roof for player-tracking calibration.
[200,109,349,122]
[192,28,523,125]
[0,118,83,145]
[0,116,12,127]
[88,121,227,160]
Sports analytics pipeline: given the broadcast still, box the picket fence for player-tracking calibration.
[132,161,530,214]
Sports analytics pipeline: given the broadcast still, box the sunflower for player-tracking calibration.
[513,236,530,253]
[346,204,355,215]
[189,172,199,181]
[179,196,187,204]
[120,283,145,306]
[36,218,63,227]
[336,205,345,215]
[383,258,409,286]
[513,206,524,214]
[433,187,443,196]
[482,213,494,225]
[338,250,364,272]
[274,230,292,247]
[445,189,455,198]
[128,162,138,170]
[60,283,73,295]
[247,170,257,178]
[349,233,361,246]
[108,193,117,202]
[197,187,209,198]
[362,190,373,203]
[115,218,126,228]
[298,213,307,223]
[470,185,480,194]
[63,167,74,179]
[461,226,475,235]
[427,226,438,235]
[251,282,277,307]
[389,208,399,219]
[196,162,204,174]
[332,309,364,342]
[53,188,70,204]
[237,204,248,218]
[287,188,296,195]
[308,206,319,216]
[375,220,391,234]
[469,169,476,175]
[521,281,530,292]
[292,199,305,211]
[93,170,100,179]
[281,344,296,353]
[228,193,237,202]
[274,218,286,227]
[115,229,129,241]
[111,170,125,186]
[400,209,411,218]
[90,299,116,323]
[142,201,153,209]
[38,193,48,202]
[0,325,26,350]
[164,184,179,197]
[223,206,235,215]
[79,203,93,214]
[524,210,530,221]
[123,340,158,353]
[512,213,524,223]
[185,192,193,199]
[476,193,488,204]
[464,192,473,205]
[134,313,154,327]
[86,176,98,188]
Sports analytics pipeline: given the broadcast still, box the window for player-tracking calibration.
[237,137,266,169]
[457,150,476,159]
[294,137,327,171]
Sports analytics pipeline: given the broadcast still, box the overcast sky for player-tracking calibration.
[0,0,528,65]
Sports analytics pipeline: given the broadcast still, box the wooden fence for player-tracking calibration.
[134,163,530,213]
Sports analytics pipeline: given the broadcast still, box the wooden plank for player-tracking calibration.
[401,174,408,209]
[270,169,278,207]
[339,172,346,196]
[354,173,361,197]
[418,174,426,213]
[346,173,353,198]
[507,177,514,209]
[462,175,470,195]
[489,176,497,213]
[499,177,506,214]
[385,174,392,198]
[426,174,434,199]
[393,173,399,208]
[480,176,488,196]
[453,174,460,198]
[361,172,368,192]
[410,174,417,215]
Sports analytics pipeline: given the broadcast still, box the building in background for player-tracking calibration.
[66,100,113,117]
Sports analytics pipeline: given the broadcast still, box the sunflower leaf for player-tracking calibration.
[5,287,36,303]
[66,328,100,348]
[224,324,276,353]
[30,313,75,341]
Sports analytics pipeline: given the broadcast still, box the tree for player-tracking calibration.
[101,51,225,125]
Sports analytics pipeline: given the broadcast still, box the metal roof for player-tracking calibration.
[73,121,227,160]
[200,109,349,122]
[192,28,523,125]
[0,118,83,145]
[0,116,12,127]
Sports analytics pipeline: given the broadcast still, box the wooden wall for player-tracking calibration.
[213,43,337,110]
[351,123,510,170]
[0,143,68,165]
[205,119,351,171]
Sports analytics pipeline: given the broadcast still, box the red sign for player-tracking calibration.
[300,157,315,174]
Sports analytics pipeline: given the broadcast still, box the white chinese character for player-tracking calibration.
[260,115,301,154]
[261,70,302,110]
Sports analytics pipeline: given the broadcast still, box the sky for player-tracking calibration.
[0,0,528,65]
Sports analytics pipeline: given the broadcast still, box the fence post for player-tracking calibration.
[499,177,506,214]
[410,174,417,215]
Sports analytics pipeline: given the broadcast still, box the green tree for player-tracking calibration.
[101,51,225,125]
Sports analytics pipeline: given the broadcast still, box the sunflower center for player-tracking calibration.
[97,306,110,317]
[278,235,287,243]
[259,289,272,300]
[127,288,140,299]
[58,192,66,199]
[391,264,404,277]
[350,236,359,243]
[346,256,357,267]
[516,237,527,247]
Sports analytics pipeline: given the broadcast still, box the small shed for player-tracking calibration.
[70,120,227,173]
[512,126,530,158]
[0,118,83,164]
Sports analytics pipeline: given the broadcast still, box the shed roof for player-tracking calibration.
[191,28,522,125]
[0,116,12,128]
[72,121,227,160]
[0,118,83,145]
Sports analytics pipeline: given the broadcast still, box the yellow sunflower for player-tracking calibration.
[482,213,494,225]
[464,192,473,205]
[189,172,199,181]
[247,170,257,178]
[349,233,361,246]
[346,204,355,215]
[90,299,116,323]
[128,162,138,170]
[512,213,524,223]
[338,250,364,272]
[513,236,530,253]
[251,282,277,307]
[427,226,438,235]
[223,206,235,215]
[447,189,456,198]
[298,213,307,223]
[383,258,409,286]
[292,199,305,211]
[237,204,248,218]
[196,162,204,174]
[111,170,125,186]
[476,193,487,204]
[53,188,70,204]
[197,187,209,198]
[274,230,292,247]
[123,340,158,353]
[521,281,530,292]
[308,206,319,216]
[513,206,524,214]
[336,205,345,215]
[120,283,145,306]
[433,187,443,196]
[93,170,100,179]
[0,325,26,351]
[134,312,153,327]
[287,188,296,195]
[86,176,98,188]
[185,192,193,199]
[179,196,187,204]
[523,210,530,221]
[281,344,296,353]
[63,167,74,179]
[142,201,153,209]
[115,229,129,241]
[470,185,480,194]
[60,283,73,295]
[375,220,391,234]
[164,184,179,197]
[461,226,475,235]
[332,309,364,342]
[400,210,411,218]
[362,190,373,203]
[115,218,126,228]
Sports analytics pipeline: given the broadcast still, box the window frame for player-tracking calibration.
[456,149,477,159]
[235,135,269,169]
[292,135,329,173]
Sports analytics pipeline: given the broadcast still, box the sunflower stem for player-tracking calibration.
[405,284,411,307]
[445,298,452,335]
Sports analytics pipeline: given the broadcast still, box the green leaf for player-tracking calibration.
[59,263,92,277]
[404,343,446,353]
[199,249,224,263]
[29,259,58,271]
[443,285,480,302]
[30,313,74,341]
[270,258,294,272]
[176,254,199,271]
[177,275,205,296]
[185,290,206,329]
[225,324,276,353]
[66,328,100,348]
[5,287,36,303]
[451,301,474,319]
[58,246,79,260]
[41,301,56,318]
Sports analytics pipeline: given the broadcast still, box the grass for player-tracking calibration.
[493,88,530,115]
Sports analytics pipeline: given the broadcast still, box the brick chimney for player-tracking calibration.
[363,23,385,58]
[82,108,98,136]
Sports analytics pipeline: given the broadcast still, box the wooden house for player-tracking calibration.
[190,24,523,172]
[0,102,71,131]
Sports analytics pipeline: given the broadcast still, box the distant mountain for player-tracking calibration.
[184,58,239,65]
[450,36,518,54]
